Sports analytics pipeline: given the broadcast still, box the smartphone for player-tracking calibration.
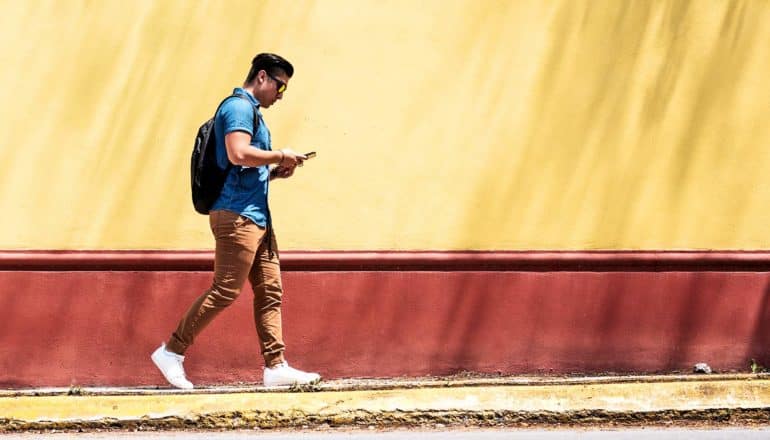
[304,151,317,159]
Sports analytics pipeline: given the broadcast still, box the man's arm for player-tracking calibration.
[224,132,305,168]
[218,98,305,168]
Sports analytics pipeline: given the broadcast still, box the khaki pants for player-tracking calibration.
[166,210,285,367]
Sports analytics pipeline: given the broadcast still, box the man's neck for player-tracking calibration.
[242,84,257,97]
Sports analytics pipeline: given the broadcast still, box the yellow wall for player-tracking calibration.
[1,0,769,250]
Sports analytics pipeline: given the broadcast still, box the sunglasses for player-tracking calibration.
[266,72,287,94]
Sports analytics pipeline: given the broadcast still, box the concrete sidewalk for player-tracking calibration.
[2,374,770,432]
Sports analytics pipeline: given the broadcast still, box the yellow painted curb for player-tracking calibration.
[2,379,770,424]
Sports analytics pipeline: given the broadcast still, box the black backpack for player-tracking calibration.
[190,94,257,214]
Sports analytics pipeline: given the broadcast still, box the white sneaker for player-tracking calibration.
[151,343,194,390]
[263,361,321,387]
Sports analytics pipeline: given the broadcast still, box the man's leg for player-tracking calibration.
[167,210,265,354]
[152,211,264,389]
[250,231,321,386]
[248,230,286,367]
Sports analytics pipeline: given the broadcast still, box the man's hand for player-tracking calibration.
[278,149,306,168]
[270,165,296,180]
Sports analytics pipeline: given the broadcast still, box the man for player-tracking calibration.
[151,53,319,389]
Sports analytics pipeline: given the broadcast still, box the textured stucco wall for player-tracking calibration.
[1,1,769,250]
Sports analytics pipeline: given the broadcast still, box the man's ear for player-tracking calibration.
[256,70,267,84]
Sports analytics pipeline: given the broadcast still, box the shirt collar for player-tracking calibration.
[233,87,261,109]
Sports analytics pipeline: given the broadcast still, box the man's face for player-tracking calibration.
[256,69,289,108]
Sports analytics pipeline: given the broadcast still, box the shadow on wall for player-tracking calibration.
[429,0,764,250]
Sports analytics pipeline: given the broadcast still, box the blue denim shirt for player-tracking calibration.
[210,88,272,227]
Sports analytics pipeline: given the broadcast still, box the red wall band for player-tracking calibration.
[1,251,769,387]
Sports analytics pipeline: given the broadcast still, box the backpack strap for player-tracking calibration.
[228,93,260,135]
[214,94,258,127]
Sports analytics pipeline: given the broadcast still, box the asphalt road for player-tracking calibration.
[6,428,770,439]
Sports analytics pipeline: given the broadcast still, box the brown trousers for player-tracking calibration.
[166,210,285,367]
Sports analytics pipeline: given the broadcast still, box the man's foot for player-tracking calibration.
[151,343,194,389]
[263,361,321,387]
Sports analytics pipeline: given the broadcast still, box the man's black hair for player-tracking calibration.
[245,53,294,83]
